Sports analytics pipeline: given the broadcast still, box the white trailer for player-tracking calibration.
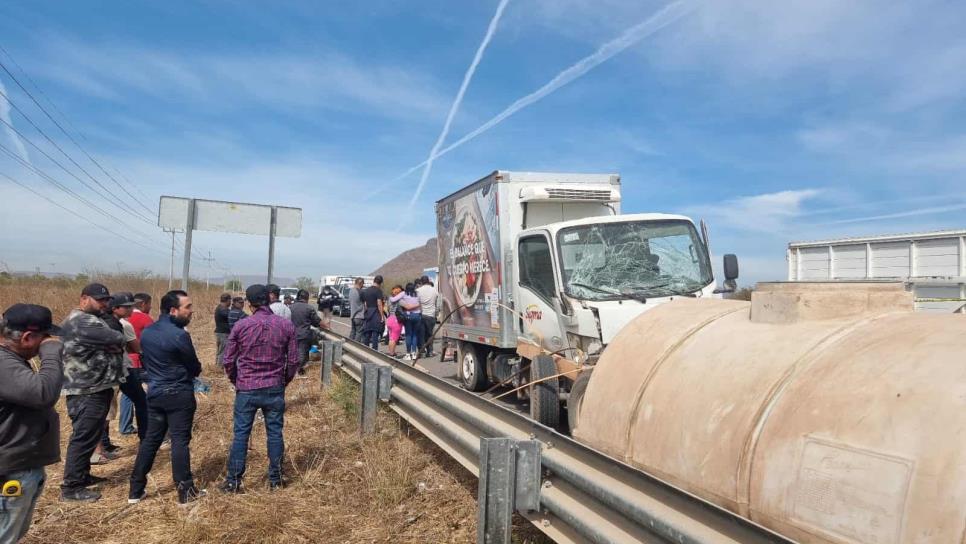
[787,229,966,312]
[436,170,738,428]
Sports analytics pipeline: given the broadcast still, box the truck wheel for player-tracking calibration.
[530,355,560,429]
[567,370,591,435]
[458,342,488,392]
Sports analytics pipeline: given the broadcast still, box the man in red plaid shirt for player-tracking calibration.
[219,284,298,493]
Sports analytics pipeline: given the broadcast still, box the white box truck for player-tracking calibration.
[436,170,738,428]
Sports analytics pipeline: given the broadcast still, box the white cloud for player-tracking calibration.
[685,188,822,233]
[28,37,449,122]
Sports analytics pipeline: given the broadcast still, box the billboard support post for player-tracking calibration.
[158,196,302,293]
[268,206,277,285]
[181,199,196,291]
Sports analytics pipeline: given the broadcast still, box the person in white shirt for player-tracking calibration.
[415,276,439,357]
[266,284,292,319]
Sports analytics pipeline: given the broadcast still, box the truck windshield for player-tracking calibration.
[557,220,713,300]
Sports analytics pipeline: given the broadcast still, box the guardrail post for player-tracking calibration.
[321,356,333,387]
[477,438,542,544]
[360,363,379,435]
[332,340,343,363]
[377,365,392,401]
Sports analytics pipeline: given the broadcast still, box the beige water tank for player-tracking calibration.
[573,282,966,544]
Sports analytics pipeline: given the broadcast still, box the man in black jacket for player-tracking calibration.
[128,290,205,505]
[290,289,321,376]
[214,293,231,365]
[0,304,64,541]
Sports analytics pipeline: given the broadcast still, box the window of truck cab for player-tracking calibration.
[518,234,558,303]
[557,219,713,301]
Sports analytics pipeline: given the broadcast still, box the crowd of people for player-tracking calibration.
[0,281,312,543]
[346,275,440,361]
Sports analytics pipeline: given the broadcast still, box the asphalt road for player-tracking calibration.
[329,315,529,414]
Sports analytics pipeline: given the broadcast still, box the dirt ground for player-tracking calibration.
[0,276,547,543]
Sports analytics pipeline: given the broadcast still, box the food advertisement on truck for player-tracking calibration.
[438,181,502,330]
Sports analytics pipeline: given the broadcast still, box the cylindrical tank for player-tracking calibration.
[572,283,966,544]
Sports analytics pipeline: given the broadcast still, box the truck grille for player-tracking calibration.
[546,188,613,201]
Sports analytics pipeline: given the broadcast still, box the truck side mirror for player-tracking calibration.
[723,254,739,281]
[714,254,739,295]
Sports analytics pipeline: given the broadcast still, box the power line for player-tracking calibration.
[0,89,156,224]
[0,170,167,257]
[0,112,156,226]
[0,142,184,256]
[0,47,157,216]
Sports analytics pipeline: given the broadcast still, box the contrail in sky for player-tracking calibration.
[0,80,30,164]
[822,203,966,225]
[406,0,511,217]
[394,0,693,206]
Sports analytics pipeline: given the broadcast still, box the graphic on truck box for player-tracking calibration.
[438,182,502,329]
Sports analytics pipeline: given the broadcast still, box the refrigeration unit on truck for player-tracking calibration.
[436,170,738,428]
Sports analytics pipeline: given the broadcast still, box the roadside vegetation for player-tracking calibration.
[3,274,547,543]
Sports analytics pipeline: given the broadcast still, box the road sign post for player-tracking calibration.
[158,196,302,290]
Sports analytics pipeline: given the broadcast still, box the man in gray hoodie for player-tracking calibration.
[0,304,64,542]
[59,283,126,503]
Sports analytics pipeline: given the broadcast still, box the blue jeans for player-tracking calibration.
[0,467,45,544]
[226,386,285,485]
[404,313,422,354]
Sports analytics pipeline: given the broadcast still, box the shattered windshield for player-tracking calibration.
[558,220,712,301]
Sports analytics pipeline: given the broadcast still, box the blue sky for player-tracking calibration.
[1,0,965,285]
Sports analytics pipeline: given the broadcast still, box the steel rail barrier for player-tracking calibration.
[322,330,792,544]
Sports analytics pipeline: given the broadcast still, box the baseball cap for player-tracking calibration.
[2,303,62,335]
[246,284,269,305]
[111,292,136,308]
[81,283,111,300]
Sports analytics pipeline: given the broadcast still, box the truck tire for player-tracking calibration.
[530,354,560,429]
[567,369,591,435]
[458,342,488,392]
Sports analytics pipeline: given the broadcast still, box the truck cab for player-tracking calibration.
[514,213,716,362]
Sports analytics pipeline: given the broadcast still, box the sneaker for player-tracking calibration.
[177,485,207,504]
[269,480,285,491]
[61,487,101,502]
[128,489,147,504]
[81,474,108,487]
[104,443,122,454]
[89,453,110,465]
[218,480,243,494]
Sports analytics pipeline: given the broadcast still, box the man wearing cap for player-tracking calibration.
[102,293,148,441]
[119,293,153,436]
[266,284,292,320]
[0,304,64,541]
[129,290,205,504]
[60,283,126,503]
[219,284,298,493]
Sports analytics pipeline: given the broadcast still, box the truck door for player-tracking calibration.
[517,233,565,351]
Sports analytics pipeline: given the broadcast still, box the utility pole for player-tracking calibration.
[162,228,181,289]
[202,250,215,290]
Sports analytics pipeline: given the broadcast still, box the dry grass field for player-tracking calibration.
[0,275,545,543]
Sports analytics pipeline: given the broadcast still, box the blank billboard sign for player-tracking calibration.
[159,196,302,237]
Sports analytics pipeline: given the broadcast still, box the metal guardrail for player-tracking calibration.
[320,330,792,544]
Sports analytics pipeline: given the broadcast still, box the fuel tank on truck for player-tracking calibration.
[571,281,966,544]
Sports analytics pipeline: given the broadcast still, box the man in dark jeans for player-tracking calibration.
[289,289,321,376]
[360,276,386,351]
[60,283,126,502]
[219,284,298,493]
[101,292,148,441]
[128,290,205,504]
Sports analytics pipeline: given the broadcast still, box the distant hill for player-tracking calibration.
[371,238,437,281]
